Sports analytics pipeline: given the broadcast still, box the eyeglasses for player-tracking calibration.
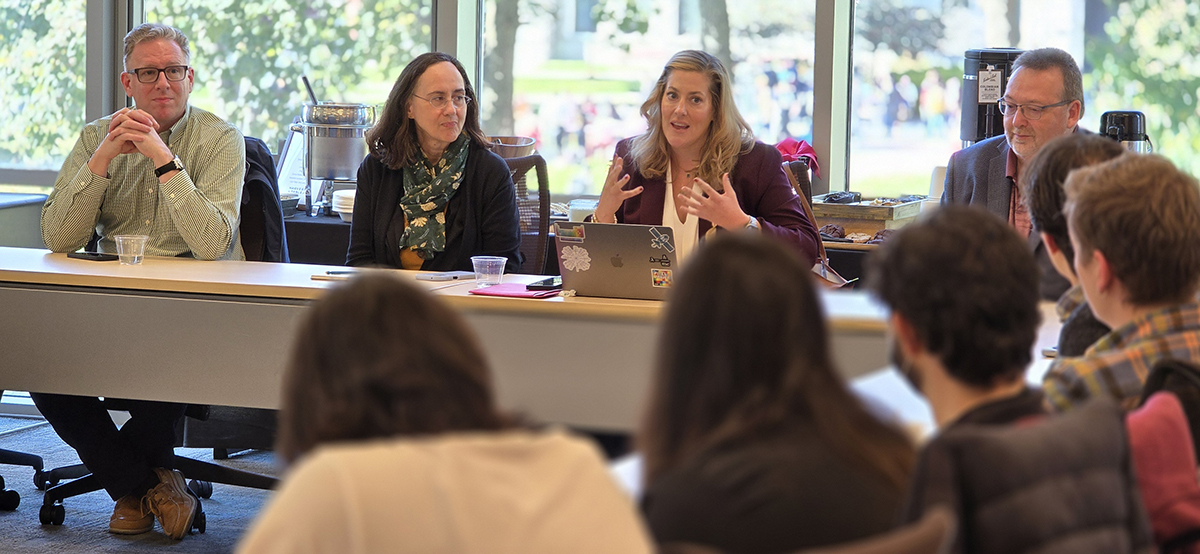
[997,98,1072,120]
[127,65,189,84]
[413,93,471,110]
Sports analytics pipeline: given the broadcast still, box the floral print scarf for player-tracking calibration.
[398,134,469,260]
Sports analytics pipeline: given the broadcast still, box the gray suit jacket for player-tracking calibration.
[941,134,1012,218]
[940,133,1072,300]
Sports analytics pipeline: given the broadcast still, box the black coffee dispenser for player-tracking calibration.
[960,48,1023,148]
[1100,111,1153,153]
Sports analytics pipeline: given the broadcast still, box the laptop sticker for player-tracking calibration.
[561,245,592,272]
[557,223,585,243]
[651,269,673,287]
[649,255,671,267]
[649,227,675,253]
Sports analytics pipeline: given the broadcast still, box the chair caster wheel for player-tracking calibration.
[33,471,57,491]
[187,479,213,499]
[0,489,19,511]
[39,503,65,525]
[190,510,206,534]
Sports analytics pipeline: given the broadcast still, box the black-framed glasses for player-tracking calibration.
[413,93,471,110]
[997,98,1071,120]
[127,65,189,84]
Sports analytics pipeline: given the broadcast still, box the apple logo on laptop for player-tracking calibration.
[611,254,624,268]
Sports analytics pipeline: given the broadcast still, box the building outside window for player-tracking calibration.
[478,0,817,197]
[1,0,1194,201]
[849,0,1198,199]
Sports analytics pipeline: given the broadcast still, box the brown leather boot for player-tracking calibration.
[109,493,154,535]
[144,468,197,540]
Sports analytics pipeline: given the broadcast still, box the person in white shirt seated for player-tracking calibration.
[237,273,653,554]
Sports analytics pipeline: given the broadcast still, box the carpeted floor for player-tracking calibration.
[0,417,278,553]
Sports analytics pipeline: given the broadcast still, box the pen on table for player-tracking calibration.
[326,270,357,275]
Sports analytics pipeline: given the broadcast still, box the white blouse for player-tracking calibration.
[662,162,701,263]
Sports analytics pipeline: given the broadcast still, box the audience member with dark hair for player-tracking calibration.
[348,52,522,271]
[1022,133,1125,356]
[866,205,1046,523]
[639,233,914,553]
[1044,153,1200,411]
[237,273,652,553]
[868,204,1044,431]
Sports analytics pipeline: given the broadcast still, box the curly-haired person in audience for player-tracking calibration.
[866,205,1047,522]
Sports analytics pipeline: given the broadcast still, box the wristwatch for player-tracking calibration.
[154,156,184,178]
[744,216,760,230]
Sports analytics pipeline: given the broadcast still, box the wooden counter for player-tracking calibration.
[0,247,888,431]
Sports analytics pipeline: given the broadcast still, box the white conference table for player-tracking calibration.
[0,246,890,432]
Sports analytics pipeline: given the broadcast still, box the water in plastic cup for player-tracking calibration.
[115,234,150,265]
[471,256,507,287]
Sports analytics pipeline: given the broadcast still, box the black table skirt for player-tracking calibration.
[284,213,350,266]
[825,247,866,285]
[284,212,563,273]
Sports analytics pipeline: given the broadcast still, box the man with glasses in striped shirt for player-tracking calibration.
[36,22,244,540]
[942,47,1085,300]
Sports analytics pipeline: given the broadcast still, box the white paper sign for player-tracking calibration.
[277,128,308,200]
[978,69,1003,103]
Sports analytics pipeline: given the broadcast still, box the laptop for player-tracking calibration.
[553,221,677,301]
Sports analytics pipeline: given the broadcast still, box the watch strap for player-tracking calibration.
[155,157,183,178]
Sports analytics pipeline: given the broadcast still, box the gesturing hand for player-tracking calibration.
[594,155,642,223]
[678,173,752,229]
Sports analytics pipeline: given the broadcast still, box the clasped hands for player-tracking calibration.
[88,108,173,177]
[595,155,752,229]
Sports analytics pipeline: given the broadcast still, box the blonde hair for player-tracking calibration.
[629,50,754,186]
[123,23,190,69]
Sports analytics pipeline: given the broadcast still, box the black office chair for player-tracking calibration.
[504,154,551,274]
[0,391,44,511]
[36,137,286,530]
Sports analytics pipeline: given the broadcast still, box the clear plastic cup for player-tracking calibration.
[114,234,150,265]
[470,256,507,287]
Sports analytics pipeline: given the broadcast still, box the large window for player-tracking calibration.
[479,0,817,196]
[0,0,87,192]
[849,0,1199,198]
[145,0,433,152]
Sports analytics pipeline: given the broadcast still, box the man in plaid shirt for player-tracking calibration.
[1042,153,1200,411]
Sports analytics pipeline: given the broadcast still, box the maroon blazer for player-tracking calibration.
[612,138,819,266]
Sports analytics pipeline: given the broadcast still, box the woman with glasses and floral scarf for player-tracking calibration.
[348,52,522,271]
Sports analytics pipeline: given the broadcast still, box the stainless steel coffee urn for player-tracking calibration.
[1100,111,1153,153]
[960,48,1023,148]
[292,103,376,214]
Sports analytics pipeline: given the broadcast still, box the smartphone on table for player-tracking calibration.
[416,270,476,281]
[67,251,119,262]
[526,276,562,291]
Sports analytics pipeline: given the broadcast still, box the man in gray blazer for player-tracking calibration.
[942,47,1084,299]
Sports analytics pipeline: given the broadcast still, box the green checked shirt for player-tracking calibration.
[41,105,246,260]
[1043,300,1200,412]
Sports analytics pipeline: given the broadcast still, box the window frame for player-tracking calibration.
[3,0,848,192]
